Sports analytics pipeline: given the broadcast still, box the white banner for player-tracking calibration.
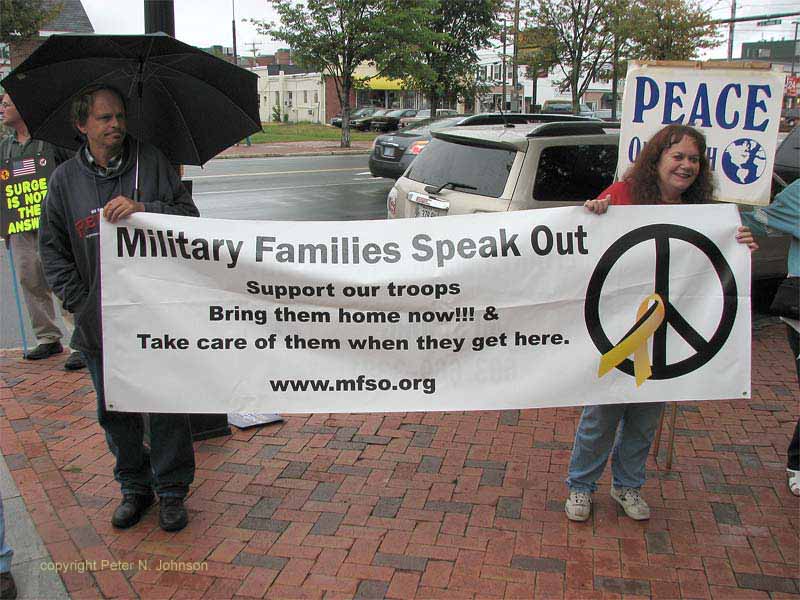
[619,62,784,206]
[101,205,751,413]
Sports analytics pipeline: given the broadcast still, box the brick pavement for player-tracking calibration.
[0,318,798,599]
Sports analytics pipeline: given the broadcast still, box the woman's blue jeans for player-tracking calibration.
[84,353,195,498]
[566,402,665,493]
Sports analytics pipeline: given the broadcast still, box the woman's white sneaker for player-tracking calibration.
[610,486,650,520]
[565,490,592,521]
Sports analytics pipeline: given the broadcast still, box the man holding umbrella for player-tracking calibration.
[39,84,198,532]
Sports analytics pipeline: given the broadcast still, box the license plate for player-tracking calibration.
[415,204,443,217]
[382,146,395,158]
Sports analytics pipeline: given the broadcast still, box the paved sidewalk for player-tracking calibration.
[216,140,372,159]
[0,318,798,599]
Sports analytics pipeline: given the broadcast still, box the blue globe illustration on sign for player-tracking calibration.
[721,138,767,185]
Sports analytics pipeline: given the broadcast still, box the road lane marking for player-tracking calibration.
[192,180,390,196]
[189,167,366,180]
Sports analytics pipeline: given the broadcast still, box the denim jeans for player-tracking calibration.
[566,402,665,493]
[0,496,11,574]
[85,353,195,498]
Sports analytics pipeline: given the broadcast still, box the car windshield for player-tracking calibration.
[402,116,463,135]
[405,138,516,198]
[371,109,390,117]
[351,108,373,118]
[415,110,431,118]
[386,109,408,117]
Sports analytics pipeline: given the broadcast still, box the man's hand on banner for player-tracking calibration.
[104,195,144,223]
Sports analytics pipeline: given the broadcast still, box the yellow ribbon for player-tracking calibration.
[598,293,666,387]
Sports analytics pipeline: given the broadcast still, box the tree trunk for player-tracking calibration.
[572,71,580,115]
[341,84,351,149]
[428,91,439,120]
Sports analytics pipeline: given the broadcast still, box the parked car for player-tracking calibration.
[591,108,620,122]
[541,99,595,117]
[780,107,799,132]
[330,107,375,128]
[351,108,390,131]
[370,109,419,132]
[399,108,459,129]
[386,120,788,282]
[774,126,799,186]
[369,116,465,179]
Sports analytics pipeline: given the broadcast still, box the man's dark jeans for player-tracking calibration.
[85,352,195,498]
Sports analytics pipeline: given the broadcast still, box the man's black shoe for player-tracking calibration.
[111,493,154,529]
[64,352,86,371]
[24,341,63,360]
[159,497,188,531]
[0,572,17,600]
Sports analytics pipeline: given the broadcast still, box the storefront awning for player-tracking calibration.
[361,77,404,90]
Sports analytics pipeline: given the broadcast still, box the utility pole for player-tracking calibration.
[501,19,507,111]
[792,21,799,76]
[245,41,261,60]
[231,0,238,66]
[144,0,174,35]
[611,2,619,121]
[512,0,520,112]
[727,0,736,60]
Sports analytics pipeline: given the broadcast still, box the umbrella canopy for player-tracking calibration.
[1,33,262,166]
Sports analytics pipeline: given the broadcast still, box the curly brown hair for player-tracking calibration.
[624,124,714,205]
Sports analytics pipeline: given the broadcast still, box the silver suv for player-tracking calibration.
[387,121,618,218]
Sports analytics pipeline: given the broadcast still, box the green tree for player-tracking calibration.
[525,0,617,115]
[252,0,434,148]
[389,0,501,119]
[0,0,61,42]
[625,0,720,61]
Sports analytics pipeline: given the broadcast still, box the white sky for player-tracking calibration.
[80,0,284,56]
[80,0,798,61]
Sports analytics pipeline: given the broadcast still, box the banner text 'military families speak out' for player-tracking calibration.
[116,226,591,270]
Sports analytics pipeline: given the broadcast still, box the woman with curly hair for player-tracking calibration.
[564,124,757,522]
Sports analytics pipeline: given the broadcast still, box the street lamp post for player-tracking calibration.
[232,0,238,66]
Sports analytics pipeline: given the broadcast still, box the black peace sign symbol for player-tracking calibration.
[585,224,738,380]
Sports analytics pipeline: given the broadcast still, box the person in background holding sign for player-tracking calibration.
[0,94,84,370]
[565,124,757,522]
[38,84,199,532]
[740,180,800,496]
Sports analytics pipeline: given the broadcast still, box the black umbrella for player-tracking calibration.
[1,33,261,166]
